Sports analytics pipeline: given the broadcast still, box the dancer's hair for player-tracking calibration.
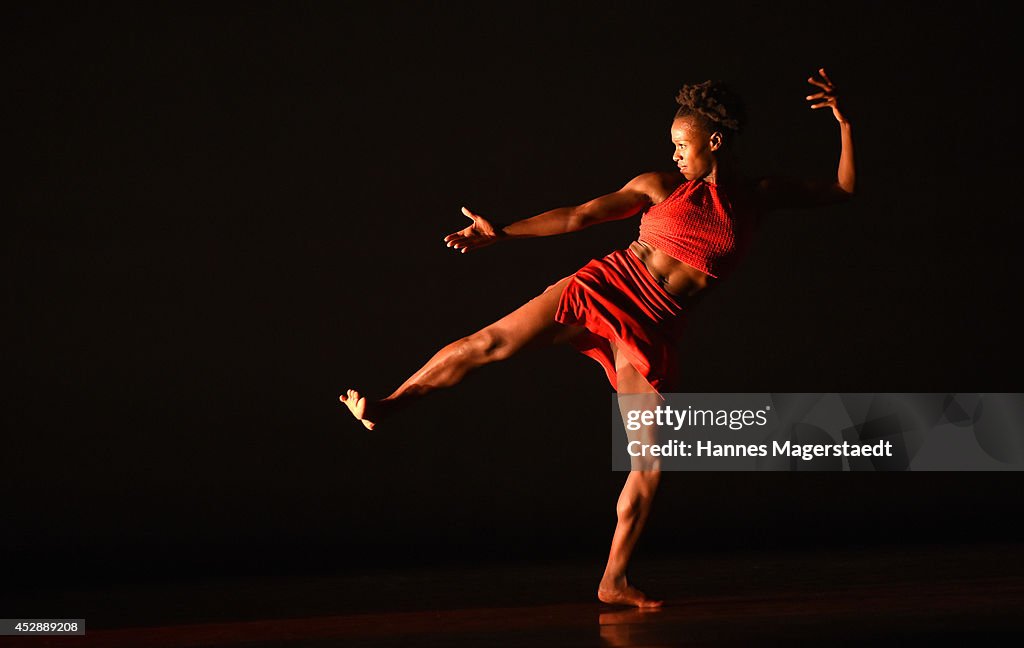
[674,81,746,139]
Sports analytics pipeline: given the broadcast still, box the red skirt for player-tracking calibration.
[552,248,686,394]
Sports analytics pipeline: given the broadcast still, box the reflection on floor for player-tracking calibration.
[5,542,1023,646]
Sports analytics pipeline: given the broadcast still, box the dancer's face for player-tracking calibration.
[671,117,722,181]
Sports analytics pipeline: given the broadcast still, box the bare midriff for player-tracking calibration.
[628,240,712,299]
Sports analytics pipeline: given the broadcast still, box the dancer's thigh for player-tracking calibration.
[476,275,584,356]
[610,338,665,472]
[610,338,663,395]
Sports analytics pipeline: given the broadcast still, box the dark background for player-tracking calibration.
[4,1,1022,589]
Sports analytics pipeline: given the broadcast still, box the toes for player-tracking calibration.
[339,389,374,429]
[341,389,361,403]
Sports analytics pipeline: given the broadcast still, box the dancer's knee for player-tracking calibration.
[634,469,662,494]
[616,495,639,522]
[617,491,650,522]
[616,471,661,520]
[455,329,507,365]
[641,469,662,489]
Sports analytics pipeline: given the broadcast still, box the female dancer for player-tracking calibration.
[342,68,854,607]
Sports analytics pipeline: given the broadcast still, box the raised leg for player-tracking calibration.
[341,276,582,429]
[598,340,666,607]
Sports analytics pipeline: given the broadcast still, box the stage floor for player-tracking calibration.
[5,542,1023,646]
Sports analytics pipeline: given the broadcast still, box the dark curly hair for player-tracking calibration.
[674,80,746,139]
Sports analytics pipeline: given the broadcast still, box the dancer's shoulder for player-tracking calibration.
[627,171,684,205]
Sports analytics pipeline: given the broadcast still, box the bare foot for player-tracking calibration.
[339,389,377,430]
[598,576,663,608]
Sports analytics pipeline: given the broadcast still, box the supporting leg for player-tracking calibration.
[598,340,665,607]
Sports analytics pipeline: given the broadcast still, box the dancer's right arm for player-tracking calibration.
[444,173,656,253]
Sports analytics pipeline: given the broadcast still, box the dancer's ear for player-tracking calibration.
[709,131,723,152]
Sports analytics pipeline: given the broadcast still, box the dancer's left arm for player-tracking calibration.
[757,68,855,210]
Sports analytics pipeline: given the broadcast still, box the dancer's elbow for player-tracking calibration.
[566,205,589,232]
[569,204,610,232]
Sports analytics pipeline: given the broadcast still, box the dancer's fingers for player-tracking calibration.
[818,67,834,85]
[448,230,497,252]
[461,206,477,221]
[806,76,831,90]
[810,100,834,109]
[445,229,470,243]
[457,232,491,248]
[805,91,829,100]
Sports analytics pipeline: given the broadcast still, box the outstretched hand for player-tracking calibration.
[806,68,848,124]
[443,206,504,253]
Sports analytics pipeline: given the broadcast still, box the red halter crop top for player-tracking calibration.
[637,178,752,279]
